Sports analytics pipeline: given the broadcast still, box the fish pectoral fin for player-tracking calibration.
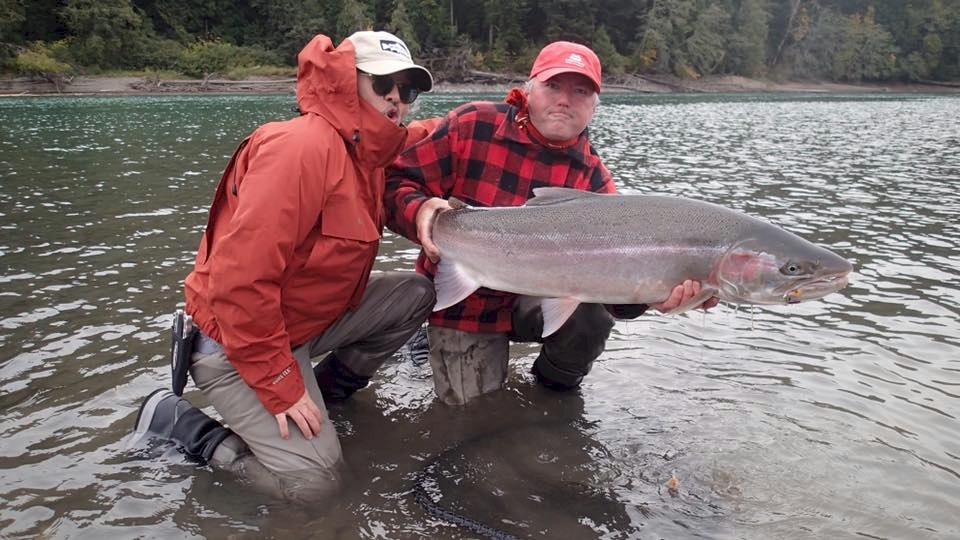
[433,258,481,311]
[540,297,582,337]
[662,286,719,316]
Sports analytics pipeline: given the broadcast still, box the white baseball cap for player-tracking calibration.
[346,30,433,92]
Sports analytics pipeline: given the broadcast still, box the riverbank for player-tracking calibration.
[2,74,959,96]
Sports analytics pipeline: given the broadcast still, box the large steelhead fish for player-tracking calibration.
[431,187,852,337]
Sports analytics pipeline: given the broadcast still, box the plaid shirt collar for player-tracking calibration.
[494,106,595,168]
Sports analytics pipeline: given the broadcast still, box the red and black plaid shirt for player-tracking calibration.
[384,98,616,333]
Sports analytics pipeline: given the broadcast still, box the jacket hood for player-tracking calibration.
[295,34,408,167]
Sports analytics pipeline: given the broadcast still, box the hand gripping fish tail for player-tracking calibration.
[170,309,198,396]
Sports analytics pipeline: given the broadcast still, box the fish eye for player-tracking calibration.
[780,261,804,276]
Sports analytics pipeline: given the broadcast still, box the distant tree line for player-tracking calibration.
[2,0,959,87]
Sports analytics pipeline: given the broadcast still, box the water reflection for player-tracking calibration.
[1,93,958,538]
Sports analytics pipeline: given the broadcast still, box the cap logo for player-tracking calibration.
[379,39,411,60]
[564,53,585,68]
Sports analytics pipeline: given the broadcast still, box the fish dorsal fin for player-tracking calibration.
[528,187,606,206]
[540,297,582,337]
[448,197,469,210]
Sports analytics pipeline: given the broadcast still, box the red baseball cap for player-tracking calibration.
[529,41,602,93]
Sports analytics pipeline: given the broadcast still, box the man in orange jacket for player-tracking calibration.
[131,30,436,503]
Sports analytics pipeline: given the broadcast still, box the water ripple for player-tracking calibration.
[1,93,958,538]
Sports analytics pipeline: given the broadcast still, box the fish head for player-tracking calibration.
[715,237,853,306]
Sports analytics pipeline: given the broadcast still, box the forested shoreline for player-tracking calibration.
[3,0,958,93]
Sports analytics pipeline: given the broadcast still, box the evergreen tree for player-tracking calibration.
[784,5,896,81]
[634,0,695,74]
[835,7,896,81]
[247,0,327,63]
[2,0,958,82]
[63,0,155,68]
[542,0,598,43]
[0,0,26,64]
[726,0,770,76]
[597,0,648,58]
[592,25,626,76]
[0,0,25,44]
[417,0,457,53]
[389,0,420,55]
[482,0,528,54]
[21,0,68,43]
[336,0,373,42]
[685,2,731,76]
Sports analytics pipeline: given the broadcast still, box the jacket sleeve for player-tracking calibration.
[384,111,459,242]
[207,128,330,415]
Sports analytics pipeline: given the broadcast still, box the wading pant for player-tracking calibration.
[189,272,435,503]
[428,297,614,405]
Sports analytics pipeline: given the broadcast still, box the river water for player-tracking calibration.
[1,92,958,539]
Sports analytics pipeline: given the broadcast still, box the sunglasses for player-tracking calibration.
[361,72,420,104]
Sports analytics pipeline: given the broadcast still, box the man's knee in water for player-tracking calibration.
[534,304,615,389]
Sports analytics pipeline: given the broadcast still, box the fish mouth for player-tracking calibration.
[782,273,850,304]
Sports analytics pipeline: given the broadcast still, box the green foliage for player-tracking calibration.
[336,0,372,42]
[784,6,897,81]
[513,43,541,74]
[482,0,529,54]
[634,0,695,74]
[480,44,510,71]
[247,0,327,64]
[176,39,284,78]
[838,8,897,81]
[9,41,74,91]
[0,0,25,65]
[684,3,730,76]
[176,40,229,77]
[542,0,597,44]
[415,0,457,52]
[389,0,420,55]
[726,0,770,77]
[139,38,184,70]
[4,0,959,83]
[63,0,155,68]
[633,0,733,78]
[592,26,625,76]
[9,41,72,75]
[0,0,26,44]
[899,52,929,81]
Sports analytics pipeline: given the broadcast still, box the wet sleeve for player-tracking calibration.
[384,110,459,242]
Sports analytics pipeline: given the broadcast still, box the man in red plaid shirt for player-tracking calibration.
[385,41,717,405]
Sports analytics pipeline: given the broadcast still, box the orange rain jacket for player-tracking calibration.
[184,35,436,415]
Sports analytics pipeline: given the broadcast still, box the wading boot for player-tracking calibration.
[131,388,232,464]
[399,324,430,366]
[531,354,584,391]
[313,353,371,404]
